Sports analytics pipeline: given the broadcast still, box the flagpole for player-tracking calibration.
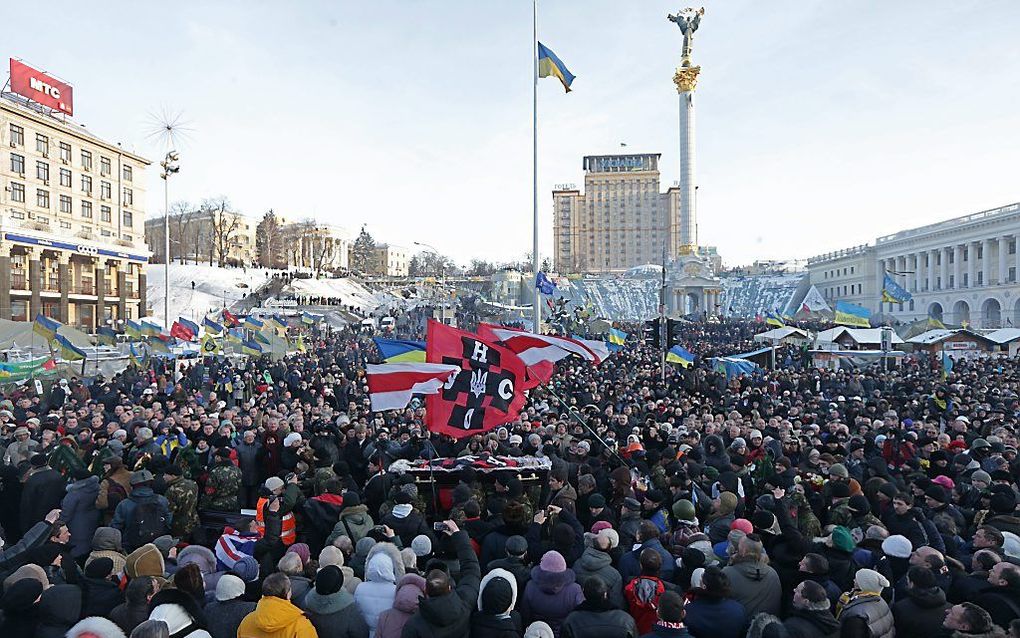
[532,0,541,334]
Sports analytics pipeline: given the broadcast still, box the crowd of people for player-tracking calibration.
[0,317,1019,638]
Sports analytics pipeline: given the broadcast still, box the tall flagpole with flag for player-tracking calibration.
[532,0,541,334]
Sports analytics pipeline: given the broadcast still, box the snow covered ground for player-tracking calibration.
[145,264,279,324]
[284,278,403,313]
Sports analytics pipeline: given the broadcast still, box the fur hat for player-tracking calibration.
[125,544,165,579]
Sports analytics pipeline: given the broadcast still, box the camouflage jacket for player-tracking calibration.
[202,462,241,511]
[166,477,200,537]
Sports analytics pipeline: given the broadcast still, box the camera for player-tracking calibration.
[433,522,449,532]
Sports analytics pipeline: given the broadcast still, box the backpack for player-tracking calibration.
[105,479,128,512]
[129,499,168,547]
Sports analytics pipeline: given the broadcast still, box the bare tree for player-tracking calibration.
[167,201,195,264]
[203,196,243,267]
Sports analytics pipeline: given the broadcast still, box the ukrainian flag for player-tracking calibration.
[54,334,87,361]
[301,311,317,326]
[226,328,244,344]
[125,320,143,339]
[33,315,61,341]
[146,337,171,354]
[538,42,575,93]
[203,317,223,335]
[129,342,148,366]
[373,338,426,363]
[765,311,785,328]
[244,316,264,331]
[608,328,628,352]
[254,330,272,346]
[242,340,263,357]
[666,345,696,368]
[97,327,119,346]
[834,300,871,328]
[142,321,162,337]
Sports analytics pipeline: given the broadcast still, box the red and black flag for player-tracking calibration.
[425,320,528,439]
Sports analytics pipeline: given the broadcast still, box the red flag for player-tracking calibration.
[170,321,195,341]
[222,309,240,327]
[42,358,56,371]
[425,320,528,439]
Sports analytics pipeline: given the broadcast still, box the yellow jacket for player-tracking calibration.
[237,596,317,638]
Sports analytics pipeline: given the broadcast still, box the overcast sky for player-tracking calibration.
[7,1,1020,267]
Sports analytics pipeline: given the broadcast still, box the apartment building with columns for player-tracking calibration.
[0,92,149,330]
[807,202,1020,327]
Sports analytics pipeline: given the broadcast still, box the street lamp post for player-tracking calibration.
[160,151,180,325]
[413,241,445,286]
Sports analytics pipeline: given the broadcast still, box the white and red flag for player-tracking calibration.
[366,362,461,412]
[476,323,604,366]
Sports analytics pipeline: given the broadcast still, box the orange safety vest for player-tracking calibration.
[255,497,296,546]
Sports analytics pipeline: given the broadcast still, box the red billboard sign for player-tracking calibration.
[9,59,73,116]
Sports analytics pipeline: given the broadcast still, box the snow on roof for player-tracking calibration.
[985,328,1020,344]
[755,327,810,340]
[816,327,904,344]
[907,329,996,345]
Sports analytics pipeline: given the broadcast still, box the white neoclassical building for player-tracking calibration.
[808,202,1020,328]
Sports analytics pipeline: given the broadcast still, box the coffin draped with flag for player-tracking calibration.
[425,320,529,440]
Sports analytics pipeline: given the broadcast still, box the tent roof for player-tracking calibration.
[907,328,996,345]
[816,327,904,344]
[754,327,809,340]
[985,328,1020,344]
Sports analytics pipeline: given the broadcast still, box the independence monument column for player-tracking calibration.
[668,7,704,254]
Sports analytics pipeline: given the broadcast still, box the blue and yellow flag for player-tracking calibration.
[765,311,785,328]
[373,338,426,363]
[141,321,162,337]
[254,330,272,346]
[296,335,307,353]
[226,328,244,344]
[666,345,696,368]
[242,340,263,357]
[881,273,913,304]
[125,320,143,339]
[146,336,171,354]
[834,300,871,328]
[608,328,628,352]
[97,326,119,346]
[301,311,318,326]
[129,342,148,367]
[538,42,575,93]
[244,316,264,331]
[54,334,86,361]
[203,317,223,335]
[33,315,61,341]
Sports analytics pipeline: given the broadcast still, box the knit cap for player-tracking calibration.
[233,555,260,582]
[215,574,245,601]
[855,568,889,592]
[479,570,516,615]
[524,621,555,638]
[315,565,344,595]
[411,535,432,557]
[881,535,912,559]
[538,550,567,573]
[319,546,344,569]
[287,543,311,566]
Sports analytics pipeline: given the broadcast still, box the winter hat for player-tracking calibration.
[283,432,302,447]
[411,535,432,557]
[854,568,889,592]
[287,543,311,566]
[400,548,418,573]
[991,490,1017,514]
[751,510,778,535]
[355,537,377,557]
[315,565,345,596]
[881,535,912,559]
[66,617,128,638]
[84,557,114,579]
[343,491,362,508]
[125,544,165,579]
[538,550,567,573]
[932,475,956,490]
[623,497,642,512]
[830,482,851,499]
[924,485,947,504]
[215,574,245,601]
[848,494,871,517]
[152,535,178,558]
[828,463,849,478]
[689,567,706,589]
[2,578,43,611]
[264,476,285,492]
[478,569,517,615]
[319,546,344,569]
[672,499,696,521]
[590,521,613,535]
[506,535,529,556]
[233,555,260,582]
[830,526,855,553]
[972,470,992,485]
[3,563,50,591]
[588,493,606,509]
[731,518,754,534]
[524,621,555,638]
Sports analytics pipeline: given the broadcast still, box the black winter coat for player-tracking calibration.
[401,531,481,638]
[20,467,66,531]
[781,607,839,638]
[470,610,523,638]
[81,575,125,617]
[561,599,638,638]
[891,587,951,638]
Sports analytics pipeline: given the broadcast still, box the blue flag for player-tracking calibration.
[536,272,557,295]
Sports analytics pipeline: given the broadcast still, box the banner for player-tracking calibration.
[834,300,871,328]
[800,286,831,313]
[9,59,73,116]
[425,320,528,439]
